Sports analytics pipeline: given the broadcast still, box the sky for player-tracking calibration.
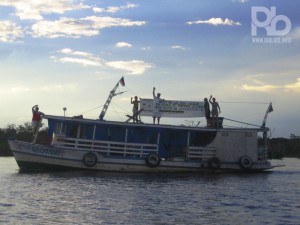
[0,0,299,138]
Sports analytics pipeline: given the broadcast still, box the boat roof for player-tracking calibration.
[44,115,268,133]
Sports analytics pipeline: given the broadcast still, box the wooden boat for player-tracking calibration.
[8,78,275,172]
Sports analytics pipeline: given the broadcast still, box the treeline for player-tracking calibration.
[268,138,300,159]
[0,123,299,158]
[0,122,48,156]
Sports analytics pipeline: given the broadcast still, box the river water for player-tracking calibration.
[0,157,299,225]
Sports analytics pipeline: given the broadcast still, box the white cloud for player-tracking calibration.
[0,20,24,42]
[0,0,90,21]
[58,48,95,58]
[141,47,151,51]
[285,78,300,92]
[10,86,30,93]
[31,16,145,38]
[58,57,102,67]
[52,48,104,67]
[241,84,279,92]
[115,42,132,48]
[241,78,300,92]
[93,3,138,14]
[31,17,98,38]
[93,7,105,13]
[232,0,248,3]
[84,16,145,29]
[106,3,138,13]
[187,18,241,26]
[106,60,152,75]
[52,48,152,75]
[171,45,186,50]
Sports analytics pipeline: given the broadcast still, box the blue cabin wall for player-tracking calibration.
[47,118,217,159]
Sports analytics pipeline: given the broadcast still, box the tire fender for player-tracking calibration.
[83,152,97,167]
[145,154,160,168]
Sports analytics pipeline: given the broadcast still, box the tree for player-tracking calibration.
[0,122,50,156]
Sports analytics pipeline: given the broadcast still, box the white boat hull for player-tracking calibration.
[8,140,274,173]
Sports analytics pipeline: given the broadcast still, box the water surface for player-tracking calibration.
[0,158,299,224]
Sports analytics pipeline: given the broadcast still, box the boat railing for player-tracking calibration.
[52,134,158,157]
[257,147,268,161]
[186,146,217,160]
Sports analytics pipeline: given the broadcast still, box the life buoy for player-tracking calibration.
[145,154,160,168]
[240,155,253,169]
[208,157,221,169]
[83,152,97,167]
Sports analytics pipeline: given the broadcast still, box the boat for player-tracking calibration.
[8,77,276,172]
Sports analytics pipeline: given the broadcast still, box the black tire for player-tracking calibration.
[240,155,253,169]
[83,152,97,167]
[145,154,160,168]
[208,157,221,169]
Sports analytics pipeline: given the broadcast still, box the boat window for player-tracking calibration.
[159,130,188,158]
[127,127,158,144]
[65,122,79,138]
[54,122,66,134]
[189,131,217,147]
[79,124,94,139]
[94,125,126,142]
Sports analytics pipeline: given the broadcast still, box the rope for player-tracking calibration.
[223,117,261,128]
[110,103,127,121]
[125,86,141,98]
[219,101,269,104]
[79,105,104,115]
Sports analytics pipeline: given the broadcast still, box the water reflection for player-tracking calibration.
[0,157,299,225]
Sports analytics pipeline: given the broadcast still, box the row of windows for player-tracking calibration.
[52,121,217,147]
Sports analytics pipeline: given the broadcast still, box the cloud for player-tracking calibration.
[106,3,138,13]
[285,78,300,92]
[171,45,186,50]
[52,48,103,67]
[58,57,103,67]
[241,78,300,92]
[0,20,24,42]
[31,17,99,38]
[10,86,30,93]
[0,0,90,21]
[115,42,132,48]
[241,84,279,92]
[52,48,152,74]
[232,0,248,3]
[141,47,151,51]
[31,16,145,38]
[106,60,152,75]
[93,3,138,14]
[187,18,241,26]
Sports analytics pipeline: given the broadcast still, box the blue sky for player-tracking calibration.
[0,0,299,138]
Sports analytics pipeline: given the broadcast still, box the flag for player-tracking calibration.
[119,77,125,86]
[268,103,273,113]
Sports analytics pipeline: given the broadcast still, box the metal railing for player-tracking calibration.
[186,146,217,160]
[52,134,158,157]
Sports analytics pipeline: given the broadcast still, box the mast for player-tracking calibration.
[261,102,273,128]
[99,77,125,120]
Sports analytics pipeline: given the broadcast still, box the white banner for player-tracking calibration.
[140,98,205,118]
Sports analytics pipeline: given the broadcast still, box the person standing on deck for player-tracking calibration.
[31,105,44,136]
[204,98,211,127]
[152,87,162,124]
[209,95,221,127]
[131,96,140,122]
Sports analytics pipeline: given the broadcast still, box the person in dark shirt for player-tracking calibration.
[204,98,211,127]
